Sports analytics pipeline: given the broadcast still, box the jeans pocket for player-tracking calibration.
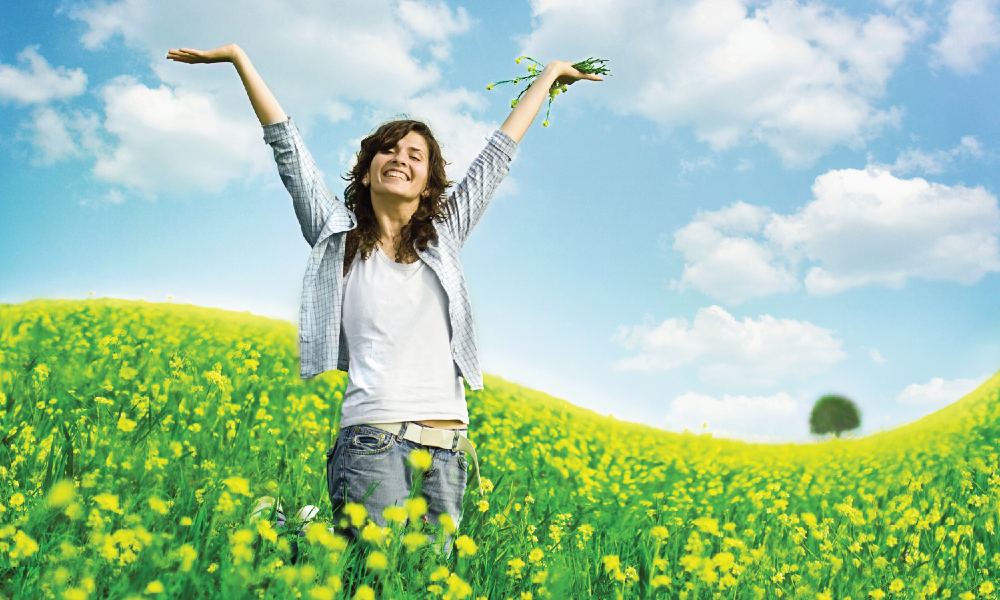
[345,425,396,455]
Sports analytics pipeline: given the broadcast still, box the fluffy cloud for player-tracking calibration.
[670,167,1000,301]
[519,0,919,165]
[612,305,846,387]
[875,135,984,175]
[33,0,501,201]
[670,201,798,304]
[0,45,87,104]
[895,374,990,408]
[396,0,474,60]
[88,75,270,196]
[931,0,1000,74]
[664,391,809,442]
[769,168,1000,294]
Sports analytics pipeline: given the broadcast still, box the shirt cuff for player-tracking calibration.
[262,116,295,145]
[487,128,518,161]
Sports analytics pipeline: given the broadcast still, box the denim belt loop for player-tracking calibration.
[396,421,409,442]
[450,430,460,451]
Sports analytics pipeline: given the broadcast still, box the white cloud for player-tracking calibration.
[769,167,1000,294]
[88,75,270,196]
[868,348,887,365]
[612,305,846,387]
[396,0,474,59]
[26,107,81,164]
[896,374,990,408]
[50,0,500,201]
[931,0,1000,74]
[664,391,813,442]
[670,167,1000,301]
[679,156,716,174]
[519,0,919,166]
[876,135,984,175]
[0,45,87,104]
[670,201,798,304]
[20,105,104,167]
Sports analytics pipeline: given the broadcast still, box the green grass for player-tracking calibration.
[1,298,997,599]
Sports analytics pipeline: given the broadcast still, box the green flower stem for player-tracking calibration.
[486,56,611,127]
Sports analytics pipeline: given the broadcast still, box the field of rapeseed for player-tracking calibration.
[1,298,997,599]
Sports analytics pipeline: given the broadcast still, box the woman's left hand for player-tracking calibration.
[545,60,604,88]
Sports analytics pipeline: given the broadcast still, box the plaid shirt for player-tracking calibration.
[263,116,517,390]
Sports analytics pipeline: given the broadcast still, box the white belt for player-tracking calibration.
[349,421,483,497]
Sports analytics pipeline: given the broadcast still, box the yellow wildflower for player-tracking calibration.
[439,513,457,535]
[528,547,544,563]
[692,517,720,536]
[343,502,367,527]
[177,543,197,572]
[383,505,408,524]
[144,580,164,594]
[47,480,76,508]
[308,586,335,600]
[365,550,388,571]
[360,522,387,546]
[507,557,526,577]
[408,449,432,471]
[405,496,427,521]
[257,518,278,543]
[455,534,478,557]
[222,476,251,497]
[402,531,428,552]
[117,413,137,432]
[94,493,123,514]
[148,496,169,515]
[10,530,39,560]
[63,587,87,600]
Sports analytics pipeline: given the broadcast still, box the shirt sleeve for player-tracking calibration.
[263,116,342,247]
[441,129,518,247]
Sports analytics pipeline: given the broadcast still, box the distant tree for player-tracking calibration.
[810,394,861,438]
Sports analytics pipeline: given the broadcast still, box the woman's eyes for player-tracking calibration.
[381,149,421,161]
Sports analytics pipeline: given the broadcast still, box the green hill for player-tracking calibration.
[1,298,997,599]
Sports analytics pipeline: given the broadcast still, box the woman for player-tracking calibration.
[166,43,602,557]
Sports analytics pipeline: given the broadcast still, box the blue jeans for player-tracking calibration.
[326,423,469,556]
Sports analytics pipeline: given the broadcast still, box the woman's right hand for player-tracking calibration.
[165,43,238,64]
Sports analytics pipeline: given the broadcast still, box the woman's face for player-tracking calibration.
[364,130,431,202]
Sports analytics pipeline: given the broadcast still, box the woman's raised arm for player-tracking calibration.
[166,43,342,247]
[166,43,286,127]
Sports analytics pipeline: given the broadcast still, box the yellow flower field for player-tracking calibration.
[1,299,997,599]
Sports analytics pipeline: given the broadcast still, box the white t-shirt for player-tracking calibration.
[339,244,468,428]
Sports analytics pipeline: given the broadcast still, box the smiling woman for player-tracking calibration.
[165,40,602,565]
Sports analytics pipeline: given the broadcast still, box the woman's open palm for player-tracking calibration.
[166,44,236,64]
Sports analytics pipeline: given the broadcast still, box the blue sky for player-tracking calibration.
[2,0,998,442]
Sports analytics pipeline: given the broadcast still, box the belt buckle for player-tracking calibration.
[419,427,449,448]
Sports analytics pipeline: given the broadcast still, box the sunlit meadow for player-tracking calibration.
[1,299,997,599]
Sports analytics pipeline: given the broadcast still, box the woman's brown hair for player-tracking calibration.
[341,119,454,276]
